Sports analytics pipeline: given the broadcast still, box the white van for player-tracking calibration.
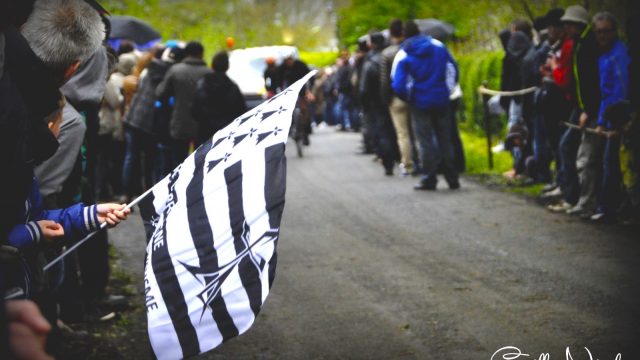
[227,45,300,109]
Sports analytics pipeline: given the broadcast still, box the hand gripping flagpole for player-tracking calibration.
[42,186,156,272]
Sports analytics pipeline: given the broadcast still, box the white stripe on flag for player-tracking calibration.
[145,215,183,360]
[144,71,317,359]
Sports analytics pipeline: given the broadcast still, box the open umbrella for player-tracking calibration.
[414,18,455,41]
[109,15,161,48]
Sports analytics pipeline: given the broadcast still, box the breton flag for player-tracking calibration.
[138,71,316,359]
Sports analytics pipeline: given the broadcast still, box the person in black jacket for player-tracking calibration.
[359,32,398,176]
[192,51,247,145]
[263,56,280,98]
[565,5,603,217]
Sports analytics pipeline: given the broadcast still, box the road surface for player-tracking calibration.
[111,126,640,360]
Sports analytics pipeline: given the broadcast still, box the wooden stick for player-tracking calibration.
[43,186,155,272]
[477,85,537,97]
[562,122,614,137]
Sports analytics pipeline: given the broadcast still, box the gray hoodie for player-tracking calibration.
[35,103,86,196]
[60,46,108,106]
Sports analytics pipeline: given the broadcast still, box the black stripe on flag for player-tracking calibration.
[225,162,262,318]
[186,144,239,343]
[186,143,220,273]
[264,143,286,288]
[152,170,200,356]
[138,190,157,243]
[264,144,286,229]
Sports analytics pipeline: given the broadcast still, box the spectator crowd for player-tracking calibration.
[310,19,465,190]
[0,0,254,358]
[490,5,638,224]
[310,5,638,224]
[1,0,638,359]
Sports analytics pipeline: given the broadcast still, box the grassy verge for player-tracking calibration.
[461,130,545,197]
[60,245,148,359]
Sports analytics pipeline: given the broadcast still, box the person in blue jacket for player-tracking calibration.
[591,12,631,222]
[391,20,460,190]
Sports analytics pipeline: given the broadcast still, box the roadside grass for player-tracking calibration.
[461,130,545,197]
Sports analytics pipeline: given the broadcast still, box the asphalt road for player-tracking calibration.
[112,126,640,360]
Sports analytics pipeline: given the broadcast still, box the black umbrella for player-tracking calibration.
[414,18,455,41]
[109,15,161,46]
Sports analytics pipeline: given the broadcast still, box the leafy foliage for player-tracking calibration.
[457,51,504,132]
[299,51,339,68]
[336,0,628,52]
[101,0,337,56]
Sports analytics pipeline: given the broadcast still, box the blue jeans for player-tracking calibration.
[411,106,457,185]
[334,93,352,129]
[597,137,622,217]
[155,142,172,180]
[323,97,336,125]
[531,112,552,183]
[558,109,581,204]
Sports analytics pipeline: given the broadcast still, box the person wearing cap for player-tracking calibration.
[565,4,602,217]
[549,4,601,215]
[532,8,573,190]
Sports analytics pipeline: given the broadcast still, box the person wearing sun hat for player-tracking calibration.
[562,4,603,218]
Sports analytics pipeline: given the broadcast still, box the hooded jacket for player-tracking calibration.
[60,46,108,109]
[500,31,536,109]
[125,58,172,134]
[391,35,454,110]
[1,28,60,241]
[597,40,630,128]
[156,57,212,140]
[191,71,246,143]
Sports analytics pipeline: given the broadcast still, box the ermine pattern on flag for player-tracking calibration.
[138,71,316,359]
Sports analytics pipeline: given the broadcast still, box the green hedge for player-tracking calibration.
[457,51,504,133]
[299,51,339,68]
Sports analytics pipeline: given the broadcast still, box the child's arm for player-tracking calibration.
[41,203,130,241]
[6,220,64,249]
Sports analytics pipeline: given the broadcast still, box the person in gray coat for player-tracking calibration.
[156,41,212,166]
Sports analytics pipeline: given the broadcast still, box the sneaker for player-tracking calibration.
[541,183,558,193]
[398,164,411,178]
[548,201,572,212]
[566,205,585,215]
[590,212,616,224]
[540,187,562,198]
[98,294,128,309]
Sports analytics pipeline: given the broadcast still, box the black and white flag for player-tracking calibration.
[138,71,316,359]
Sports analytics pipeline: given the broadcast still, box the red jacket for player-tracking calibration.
[552,37,574,102]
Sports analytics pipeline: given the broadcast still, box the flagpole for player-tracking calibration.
[42,186,156,272]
